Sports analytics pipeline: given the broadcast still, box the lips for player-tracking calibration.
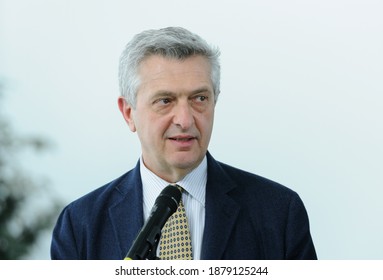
[167,135,197,148]
[169,137,195,142]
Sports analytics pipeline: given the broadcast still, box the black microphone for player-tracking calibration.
[124,185,182,260]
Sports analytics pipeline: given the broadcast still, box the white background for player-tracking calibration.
[0,0,382,259]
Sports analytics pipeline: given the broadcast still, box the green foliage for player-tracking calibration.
[0,86,62,259]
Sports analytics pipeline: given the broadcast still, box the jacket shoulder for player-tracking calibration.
[215,160,298,198]
[64,163,141,219]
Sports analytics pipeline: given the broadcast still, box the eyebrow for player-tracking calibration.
[153,86,212,96]
[190,86,212,95]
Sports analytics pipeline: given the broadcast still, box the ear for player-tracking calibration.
[118,96,136,132]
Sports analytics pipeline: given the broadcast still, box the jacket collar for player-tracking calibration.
[108,161,143,259]
[201,152,241,259]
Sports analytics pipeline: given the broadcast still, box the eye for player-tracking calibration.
[194,95,208,102]
[154,98,172,105]
[159,98,171,104]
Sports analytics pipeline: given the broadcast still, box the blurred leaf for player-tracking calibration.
[0,82,63,259]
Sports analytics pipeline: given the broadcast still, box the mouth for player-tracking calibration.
[167,134,198,146]
[169,137,196,141]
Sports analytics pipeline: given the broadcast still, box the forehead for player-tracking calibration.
[137,55,212,88]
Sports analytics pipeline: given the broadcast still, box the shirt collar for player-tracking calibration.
[140,156,207,211]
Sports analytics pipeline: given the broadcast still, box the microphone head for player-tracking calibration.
[155,185,182,213]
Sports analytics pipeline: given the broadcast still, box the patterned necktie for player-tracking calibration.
[158,185,193,260]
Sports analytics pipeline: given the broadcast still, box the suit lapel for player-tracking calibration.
[108,161,144,259]
[201,154,241,259]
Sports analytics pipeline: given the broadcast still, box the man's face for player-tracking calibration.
[119,55,215,182]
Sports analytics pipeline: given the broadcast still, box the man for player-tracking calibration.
[51,27,317,260]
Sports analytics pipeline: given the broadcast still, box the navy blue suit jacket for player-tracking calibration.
[51,153,317,259]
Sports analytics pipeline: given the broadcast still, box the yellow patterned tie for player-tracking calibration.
[159,185,193,260]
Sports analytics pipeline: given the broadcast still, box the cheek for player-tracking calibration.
[195,115,214,143]
[201,110,215,130]
[141,116,169,139]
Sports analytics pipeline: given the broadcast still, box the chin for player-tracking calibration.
[171,154,203,170]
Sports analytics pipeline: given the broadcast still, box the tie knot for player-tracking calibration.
[169,184,184,194]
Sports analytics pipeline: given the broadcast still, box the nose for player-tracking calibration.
[172,101,194,130]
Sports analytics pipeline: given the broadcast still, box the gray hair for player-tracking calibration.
[118,27,221,108]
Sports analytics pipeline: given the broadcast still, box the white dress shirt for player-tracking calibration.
[140,156,207,260]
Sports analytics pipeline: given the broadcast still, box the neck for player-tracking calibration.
[140,156,206,184]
